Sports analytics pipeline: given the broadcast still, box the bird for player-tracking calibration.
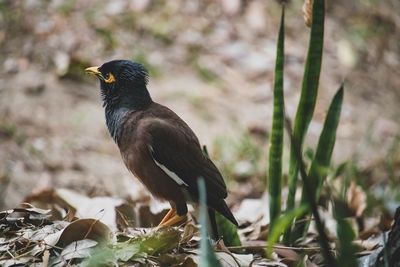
[85,60,238,235]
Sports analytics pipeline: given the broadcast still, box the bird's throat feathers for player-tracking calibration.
[101,84,153,146]
[101,82,152,145]
[105,107,129,145]
[100,82,152,111]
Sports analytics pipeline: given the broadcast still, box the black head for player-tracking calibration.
[86,60,152,110]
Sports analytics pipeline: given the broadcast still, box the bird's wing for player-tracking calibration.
[144,118,227,201]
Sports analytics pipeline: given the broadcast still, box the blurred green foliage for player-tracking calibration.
[213,129,266,186]
[132,51,161,78]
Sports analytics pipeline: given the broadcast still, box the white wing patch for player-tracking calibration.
[149,146,189,187]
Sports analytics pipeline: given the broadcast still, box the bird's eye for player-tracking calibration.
[104,72,115,83]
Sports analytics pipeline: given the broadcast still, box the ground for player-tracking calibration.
[0,0,399,212]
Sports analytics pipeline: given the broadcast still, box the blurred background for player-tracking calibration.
[0,0,399,212]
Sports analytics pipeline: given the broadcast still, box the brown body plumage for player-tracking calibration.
[86,60,238,231]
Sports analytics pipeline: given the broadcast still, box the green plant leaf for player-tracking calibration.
[284,0,325,245]
[79,243,116,267]
[198,178,221,267]
[285,121,337,266]
[268,5,285,233]
[310,85,343,196]
[336,218,359,267]
[215,212,241,247]
[132,227,181,257]
[294,85,344,239]
[266,205,307,258]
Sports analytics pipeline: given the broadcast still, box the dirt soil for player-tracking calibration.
[0,0,399,209]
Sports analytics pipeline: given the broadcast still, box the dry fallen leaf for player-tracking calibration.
[180,223,199,245]
[235,192,269,225]
[157,253,197,267]
[24,189,77,221]
[25,188,126,231]
[274,247,301,264]
[52,239,98,267]
[58,218,114,247]
[347,181,367,217]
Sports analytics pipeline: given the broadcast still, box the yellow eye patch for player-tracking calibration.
[104,73,115,83]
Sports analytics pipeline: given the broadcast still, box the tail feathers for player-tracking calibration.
[214,200,238,227]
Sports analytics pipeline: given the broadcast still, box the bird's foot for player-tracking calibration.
[159,214,187,226]
[158,208,187,227]
[158,208,176,226]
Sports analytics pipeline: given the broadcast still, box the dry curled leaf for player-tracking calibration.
[347,181,367,217]
[24,189,77,221]
[180,223,199,245]
[302,0,314,27]
[58,218,113,247]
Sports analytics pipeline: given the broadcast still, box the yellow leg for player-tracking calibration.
[158,208,176,226]
[159,214,187,227]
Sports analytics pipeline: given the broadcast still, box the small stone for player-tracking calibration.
[252,83,272,102]
[129,0,150,12]
[217,41,248,62]
[182,0,201,14]
[105,0,126,15]
[221,0,241,16]
[233,160,254,177]
[4,58,19,73]
[177,29,203,46]
[209,20,232,46]
[238,51,273,76]
[34,19,55,36]
[25,82,46,96]
[245,0,267,33]
[32,138,46,152]
[337,40,357,68]
[374,118,399,139]
[54,51,70,76]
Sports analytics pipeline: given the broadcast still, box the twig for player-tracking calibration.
[227,244,325,252]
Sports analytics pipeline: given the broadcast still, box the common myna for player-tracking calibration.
[85,60,238,234]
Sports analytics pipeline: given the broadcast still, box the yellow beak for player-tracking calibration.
[85,66,101,76]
